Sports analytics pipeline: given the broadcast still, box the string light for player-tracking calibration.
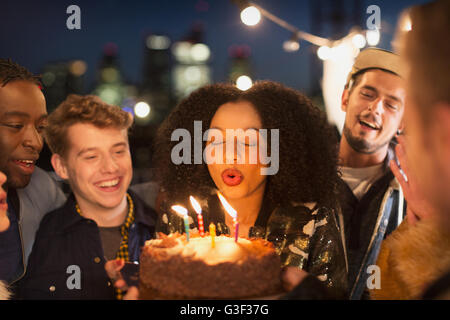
[233,0,331,47]
[317,45,331,60]
[236,75,253,91]
[352,33,366,49]
[366,28,380,46]
[232,0,386,141]
[399,11,412,31]
[134,101,151,118]
[233,0,380,54]
[283,34,300,52]
[404,19,412,31]
[240,6,261,26]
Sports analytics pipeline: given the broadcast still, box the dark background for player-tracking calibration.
[0,0,427,182]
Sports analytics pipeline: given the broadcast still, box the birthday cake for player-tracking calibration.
[139,232,283,299]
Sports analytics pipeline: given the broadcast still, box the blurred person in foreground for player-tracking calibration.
[370,0,450,300]
[0,171,11,300]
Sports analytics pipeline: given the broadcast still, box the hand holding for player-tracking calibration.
[104,259,139,300]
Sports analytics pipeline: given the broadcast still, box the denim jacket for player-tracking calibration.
[337,147,405,300]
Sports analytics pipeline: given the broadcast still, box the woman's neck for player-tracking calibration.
[223,183,266,236]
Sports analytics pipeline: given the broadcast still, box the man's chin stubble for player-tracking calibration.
[343,127,385,155]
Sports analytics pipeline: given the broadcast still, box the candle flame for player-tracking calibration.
[217,191,237,220]
[189,196,202,215]
[171,205,188,217]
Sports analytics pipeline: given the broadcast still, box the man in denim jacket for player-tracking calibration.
[336,48,407,299]
[19,94,158,299]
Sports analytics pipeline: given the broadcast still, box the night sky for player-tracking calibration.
[1,0,427,94]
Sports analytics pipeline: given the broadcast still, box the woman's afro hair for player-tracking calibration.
[153,81,340,208]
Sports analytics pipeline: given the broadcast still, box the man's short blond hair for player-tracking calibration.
[45,94,133,157]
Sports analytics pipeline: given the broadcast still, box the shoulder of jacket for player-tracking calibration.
[36,203,70,237]
[19,167,66,210]
[280,202,334,228]
[21,167,59,197]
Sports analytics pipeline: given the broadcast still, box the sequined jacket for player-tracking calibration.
[156,196,348,296]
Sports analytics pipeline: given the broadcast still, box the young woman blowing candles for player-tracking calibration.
[153,81,348,296]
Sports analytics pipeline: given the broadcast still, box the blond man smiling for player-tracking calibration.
[19,95,157,300]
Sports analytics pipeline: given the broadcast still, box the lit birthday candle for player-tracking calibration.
[189,196,205,237]
[217,192,239,242]
[209,223,216,248]
[171,205,190,242]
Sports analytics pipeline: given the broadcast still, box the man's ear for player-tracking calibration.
[341,88,350,112]
[51,154,69,180]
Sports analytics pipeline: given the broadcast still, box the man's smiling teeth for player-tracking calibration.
[97,179,120,188]
[360,120,379,130]
[17,160,34,167]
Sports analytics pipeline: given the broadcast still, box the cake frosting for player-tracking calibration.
[139,233,282,299]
